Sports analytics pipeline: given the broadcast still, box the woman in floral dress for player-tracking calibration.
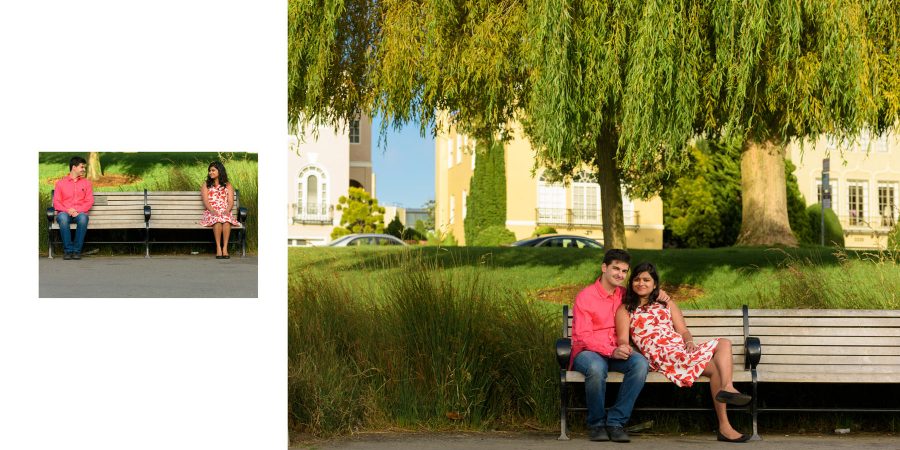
[614,262,752,443]
[200,161,240,259]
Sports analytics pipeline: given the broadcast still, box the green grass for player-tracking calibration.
[288,246,900,440]
[38,152,258,254]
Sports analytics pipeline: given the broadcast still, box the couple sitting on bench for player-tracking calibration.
[571,249,752,443]
[52,156,241,259]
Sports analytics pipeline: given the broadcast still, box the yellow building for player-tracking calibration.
[790,131,898,249]
[435,121,664,248]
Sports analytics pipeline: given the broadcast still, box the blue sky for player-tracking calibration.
[371,114,435,209]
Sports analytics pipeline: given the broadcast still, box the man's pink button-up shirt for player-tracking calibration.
[569,279,624,368]
[53,176,94,214]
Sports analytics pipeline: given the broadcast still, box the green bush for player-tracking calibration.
[385,214,404,238]
[471,225,517,246]
[464,139,506,245]
[806,203,845,247]
[426,230,458,246]
[532,226,557,237]
[888,222,900,251]
[785,159,814,244]
[401,226,426,241]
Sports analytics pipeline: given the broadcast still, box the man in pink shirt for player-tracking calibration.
[571,249,666,443]
[53,156,94,260]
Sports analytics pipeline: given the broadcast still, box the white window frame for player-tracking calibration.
[446,137,453,167]
[877,181,899,226]
[349,119,360,144]
[537,175,566,223]
[456,134,463,165]
[297,165,330,221]
[449,194,456,225]
[816,178,839,215]
[470,138,477,170]
[462,190,468,219]
[847,180,868,226]
[572,174,601,225]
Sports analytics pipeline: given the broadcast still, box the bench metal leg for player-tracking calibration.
[48,228,55,259]
[241,229,246,257]
[558,371,570,440]
[749,369,761,441]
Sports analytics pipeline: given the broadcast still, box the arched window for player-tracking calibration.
[297,165,329,222]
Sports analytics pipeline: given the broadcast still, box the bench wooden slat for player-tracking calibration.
[748,309,900,318]
[754,364,900,374]
[762,345,900,356]
[749,317,900,327]
[751,327,900,337]
[758,355,900,365]
[758,372,899,383]
[566,371,755,383]
[757,336,900,346]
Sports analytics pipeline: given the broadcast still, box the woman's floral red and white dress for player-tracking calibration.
[630,302,719,387]
[200,184,240,227]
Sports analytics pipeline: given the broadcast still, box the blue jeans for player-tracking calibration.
[573,350,649,429]
[56,212,89,254]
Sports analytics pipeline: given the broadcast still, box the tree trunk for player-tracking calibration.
[735,139,798,247]
[87,152,102,181]
[596,133,627,250]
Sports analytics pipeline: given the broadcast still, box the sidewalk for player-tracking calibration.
[294,431,900,449]
[38,255,258,298]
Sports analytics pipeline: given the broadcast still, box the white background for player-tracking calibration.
[1,1,286,449]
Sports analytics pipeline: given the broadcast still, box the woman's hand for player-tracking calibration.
[684,340,698,353]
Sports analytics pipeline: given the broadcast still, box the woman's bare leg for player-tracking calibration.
[703,354,741,438]
[222,223,231,256]
[213,223,223,256]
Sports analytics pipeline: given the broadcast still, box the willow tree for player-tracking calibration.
[88,152,102,180]
[615,1,899,246]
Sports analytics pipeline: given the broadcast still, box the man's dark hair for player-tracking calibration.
[69,156,87,171]
[603,248,631,266]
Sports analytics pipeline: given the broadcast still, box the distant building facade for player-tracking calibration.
[790,131,898,249]
[288,116,376,246]
[435,120,664,248]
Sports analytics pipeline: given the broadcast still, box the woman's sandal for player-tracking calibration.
[716,430,751,443]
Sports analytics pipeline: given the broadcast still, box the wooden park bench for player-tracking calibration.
[556,305,759,441]
[556,306,900,441]
[46,189,248,258]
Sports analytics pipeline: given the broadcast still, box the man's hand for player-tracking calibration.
[611,344,632,360]
[68,208,78,217]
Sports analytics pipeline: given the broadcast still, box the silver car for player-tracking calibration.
[510,234,603,248]
[327,233,408,247]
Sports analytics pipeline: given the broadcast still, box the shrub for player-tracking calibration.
[888,222,900,251]
[426,229,458,246]
[785,159,814,244]
[385,214,404,238]
[464,139,506,245]
[532,226,557,237]
[806,203,845,247]
[471,225,517,246]
[401,226,425,241]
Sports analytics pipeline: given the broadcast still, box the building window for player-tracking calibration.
[847,180,867,226]
[573,172,600,225]
[349,120,360,144]
[297,165,330,224]
[456,135,463,165]
[876,132,890,153]
[449,195,456,224]
[537,174,566,223]
[878,182,898,227]
[447,137,454,167]
[462,190,468,219]
[622,190,636,225]
[471,140,477,170]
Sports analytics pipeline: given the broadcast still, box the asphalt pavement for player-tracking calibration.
[38,255,258,298]
[294,431,900,450]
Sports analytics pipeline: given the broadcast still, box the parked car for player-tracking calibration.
[327,233,408,247]
[510,234,603,248]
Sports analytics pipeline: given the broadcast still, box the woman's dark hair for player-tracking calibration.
[623,262,662,313]
[205,161,230,188]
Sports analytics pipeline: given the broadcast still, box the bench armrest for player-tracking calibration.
[46,207,56,224]
[556,338,572,369]
[144,205,151,222]
[238,206,248,223]
[744,336,761,369]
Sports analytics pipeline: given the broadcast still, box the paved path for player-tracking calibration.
[39,255,258,297]
[294,431,900,449]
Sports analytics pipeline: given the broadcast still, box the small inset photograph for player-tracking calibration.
[38,152,258,298]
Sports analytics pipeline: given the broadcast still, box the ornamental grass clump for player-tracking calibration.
[288,252,558,437]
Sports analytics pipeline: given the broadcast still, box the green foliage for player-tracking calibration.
[385,214,404,238]
[426,229,458,247]
[532,226,557,237]
[888,223,900,252]
[422,200,435,232]
[662,140,742,248]
[401,226,425,241]
[331,187,385,239]
[806,204,845,248]
[471,226,517,247]
[785,159,814,245]
[464,140,507,245]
